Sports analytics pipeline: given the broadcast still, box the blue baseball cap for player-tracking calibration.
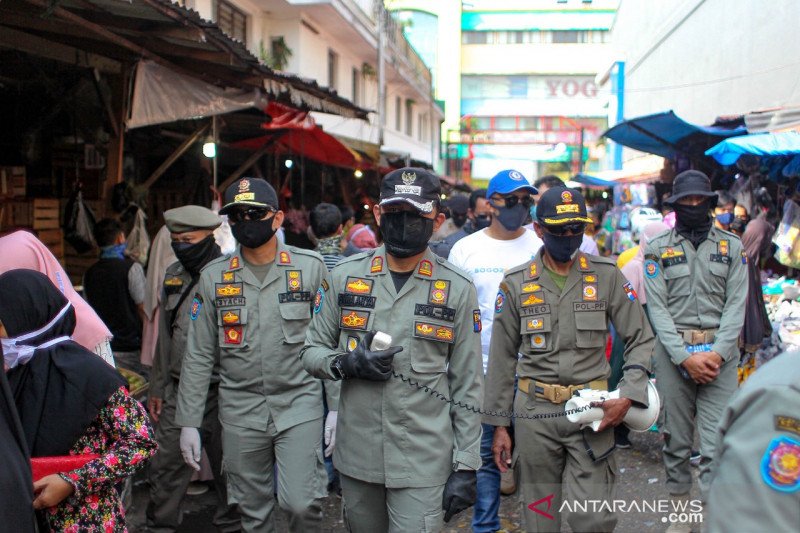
[486,169,538,199]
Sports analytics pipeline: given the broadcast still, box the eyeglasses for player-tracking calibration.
[543,223,586,236]
[227,207,273,223]
[490,195,534,209]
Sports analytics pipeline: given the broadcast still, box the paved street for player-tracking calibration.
[128,429,703,532]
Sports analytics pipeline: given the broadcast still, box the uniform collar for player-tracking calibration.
[530,249,593,296]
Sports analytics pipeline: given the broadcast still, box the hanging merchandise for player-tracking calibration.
[772,199,800,269]
[63,188,96,253]
[126,206,150,265]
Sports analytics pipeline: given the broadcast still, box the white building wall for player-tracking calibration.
[612,0,800,124]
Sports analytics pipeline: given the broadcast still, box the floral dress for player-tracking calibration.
[43,387,157,532]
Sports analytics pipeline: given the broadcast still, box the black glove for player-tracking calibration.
[442,470,477,522]
[338,331,403,381]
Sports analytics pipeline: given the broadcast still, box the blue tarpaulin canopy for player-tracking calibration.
[603,110,747,159]
[572,173,616,188]
[705,131,800,165]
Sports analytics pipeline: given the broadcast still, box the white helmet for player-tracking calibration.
[630,207,663,241]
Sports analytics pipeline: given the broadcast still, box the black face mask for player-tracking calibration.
[495,204,529,231]
[673,202,711,227]
[231,217,278,249]
[380,211,435,258]
[451,213,468,228]
[542,232,583,263]
[473,215,491,230]
[171,235,221,276]
[730,217,748,234]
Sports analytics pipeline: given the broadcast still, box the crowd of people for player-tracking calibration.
[0,166,797,533]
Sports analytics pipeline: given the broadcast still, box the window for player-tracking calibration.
[395,96,402,130]
[509,76,527,97]
[327,49,338,89]
[552,31,580,44]
[405,99,414,136]
[462,31,488,45]
[351,67,360,105]
[216,0,247,43]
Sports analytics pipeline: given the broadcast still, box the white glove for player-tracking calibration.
[324,411,338,457]
[180,427,202,471]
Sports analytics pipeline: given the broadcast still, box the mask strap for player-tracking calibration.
[6,301,73,346]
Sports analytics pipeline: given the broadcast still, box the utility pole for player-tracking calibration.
[377,1,386,148]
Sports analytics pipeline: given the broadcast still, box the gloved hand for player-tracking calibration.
[180,427,202,472]
[338,331,403,381]
[442,470,477,522]
[324,411,338,457]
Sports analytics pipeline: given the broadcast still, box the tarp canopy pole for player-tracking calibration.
[220,137,279,191]
[627,122,679,153]
[143,122,210,189]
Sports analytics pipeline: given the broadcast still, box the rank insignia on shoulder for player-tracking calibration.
[321,279,329,292]
[345,277,373,294]
[741,251,748,265]
[222,310,240,325]
[216,283,243,297]
[645,260,659,278]
[347,336,359,352]
[313,288,324,314]
[418,259,433,277]
[521,292,545,306]
[371,256,384,273]
[760,436,800,493]
[623,281,637,301]
[164,276,183,286]
[528,262,539,280]
[578,256,590,271]
[190,294,202,320]
[222,271,235,282]
[229,257,240,270]
[521,282,541,293]
[279,251,291,265]
[286,270,303,292]
[429,279,450,305]
[340,309,369,330]
[473,309,482,332]
[223,326,243,345]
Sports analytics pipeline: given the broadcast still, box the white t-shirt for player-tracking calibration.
[448,229,543,372]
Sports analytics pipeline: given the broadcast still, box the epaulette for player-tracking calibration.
[434,254,474,284]
[202,253,231,269]
[587,255,617,266]
[330,249,375,271]
[504,261,530,276]
[712,227,742,242]
[284,246,326,265]
[164,260,184,276]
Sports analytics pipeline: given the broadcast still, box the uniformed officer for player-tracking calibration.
[175,178,333,533]
[707,350,800,533]
[485,186,654,532]
[145,206,240,532]
[643,170,748,532]
[301,167,484,532]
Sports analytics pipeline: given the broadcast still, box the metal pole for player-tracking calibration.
[212,115,218,189]
[377,2,386,148]
[613,61,625,170]
[577,127,585,174]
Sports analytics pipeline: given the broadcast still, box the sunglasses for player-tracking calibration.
[543,223,586,236]
[491,195,534,209]
[227,207,274,223]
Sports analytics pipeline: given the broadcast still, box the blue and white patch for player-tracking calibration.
[761,436,800,493]
[645,259,659,278]
[189,294,202,320]
[313,287,325,314]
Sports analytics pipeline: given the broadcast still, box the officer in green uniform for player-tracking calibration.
[146,206,240,532]
[707,351,800,533]
[485,186,654,533]
[643,170,747,528]
[175,178,333,533]
[302,168,484,532]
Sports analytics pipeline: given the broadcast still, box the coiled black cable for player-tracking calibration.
[392,371,597,420]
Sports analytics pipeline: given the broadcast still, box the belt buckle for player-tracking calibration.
[691,331,704,345]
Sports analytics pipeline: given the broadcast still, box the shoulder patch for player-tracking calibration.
[495,283,508,314]
[313,288,325,314]
[190,294,203,320]
[622,281,637,302]
[645,259,659,278]
[761,436,800,493]
[741,251,748,265]
[321,279,330,292]
[473,309,482,332]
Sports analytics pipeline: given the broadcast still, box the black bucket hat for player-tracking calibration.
[664,170,718,207]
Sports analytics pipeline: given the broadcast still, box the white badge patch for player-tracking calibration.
[531,334,546,349]
[395,185,422,195]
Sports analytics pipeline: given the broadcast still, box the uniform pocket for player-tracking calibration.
[574,311,607,348]
[410,321,451,373]
[521,315,552,352]
[217,308,248,348]
[663,263,691,296]
[279,303,311,344]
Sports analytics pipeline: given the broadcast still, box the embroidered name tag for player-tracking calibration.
[279,292,312,303]
[710,254,732,265]
[338,293,377,308]
[414,303,456,322]
[662,255,688,268]
[216,297,246,307]
[519,304,551,316]
[573,301,608,312]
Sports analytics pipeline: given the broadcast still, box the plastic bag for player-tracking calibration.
[772,199,800,268]
[63,190,97,253]
[126,206,150,265]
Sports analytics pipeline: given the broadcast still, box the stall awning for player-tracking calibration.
[705,131,800,165]
[572,173,617,188]
[602,110,747,159]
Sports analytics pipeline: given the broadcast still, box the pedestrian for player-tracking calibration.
[342,223,378,256]
[302,167,484,532]
[140,225,176,367]
[0,230,115,365]
[83,218,147,373]
[713,190,736,231]
[643,170,748,533]
[706,350,800,533]
[175,177,332,532]
[310,203,345,271]
[1,269,157,532]
[431,189,490,259]
[146,206,240,532]
[447,169,543,533]
[485,186,654,532]
[527,176,599,255]
[431,194,468,241]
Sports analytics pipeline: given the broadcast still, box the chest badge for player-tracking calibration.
[583,284,598,302]
[222,310,240,325]
[286,270,303,292]
[429,279,450,305]
[521,282,541,293]
[164,276,183,286]
[719,240,729,256]
[521,292,545,306]
[216,283,243,297]
[345,277,373,295]
[222,271,234,282]
[340,309,369,330]
[224,326,243,345]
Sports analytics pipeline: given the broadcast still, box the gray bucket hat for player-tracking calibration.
[664,170,718,207]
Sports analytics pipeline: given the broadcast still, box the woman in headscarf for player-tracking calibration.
[738,217,774,382]
[1,269,157,532]
[610,221,669,448]
[342,223,378,257]
[0,230,114,365]
[140,225,176,367]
